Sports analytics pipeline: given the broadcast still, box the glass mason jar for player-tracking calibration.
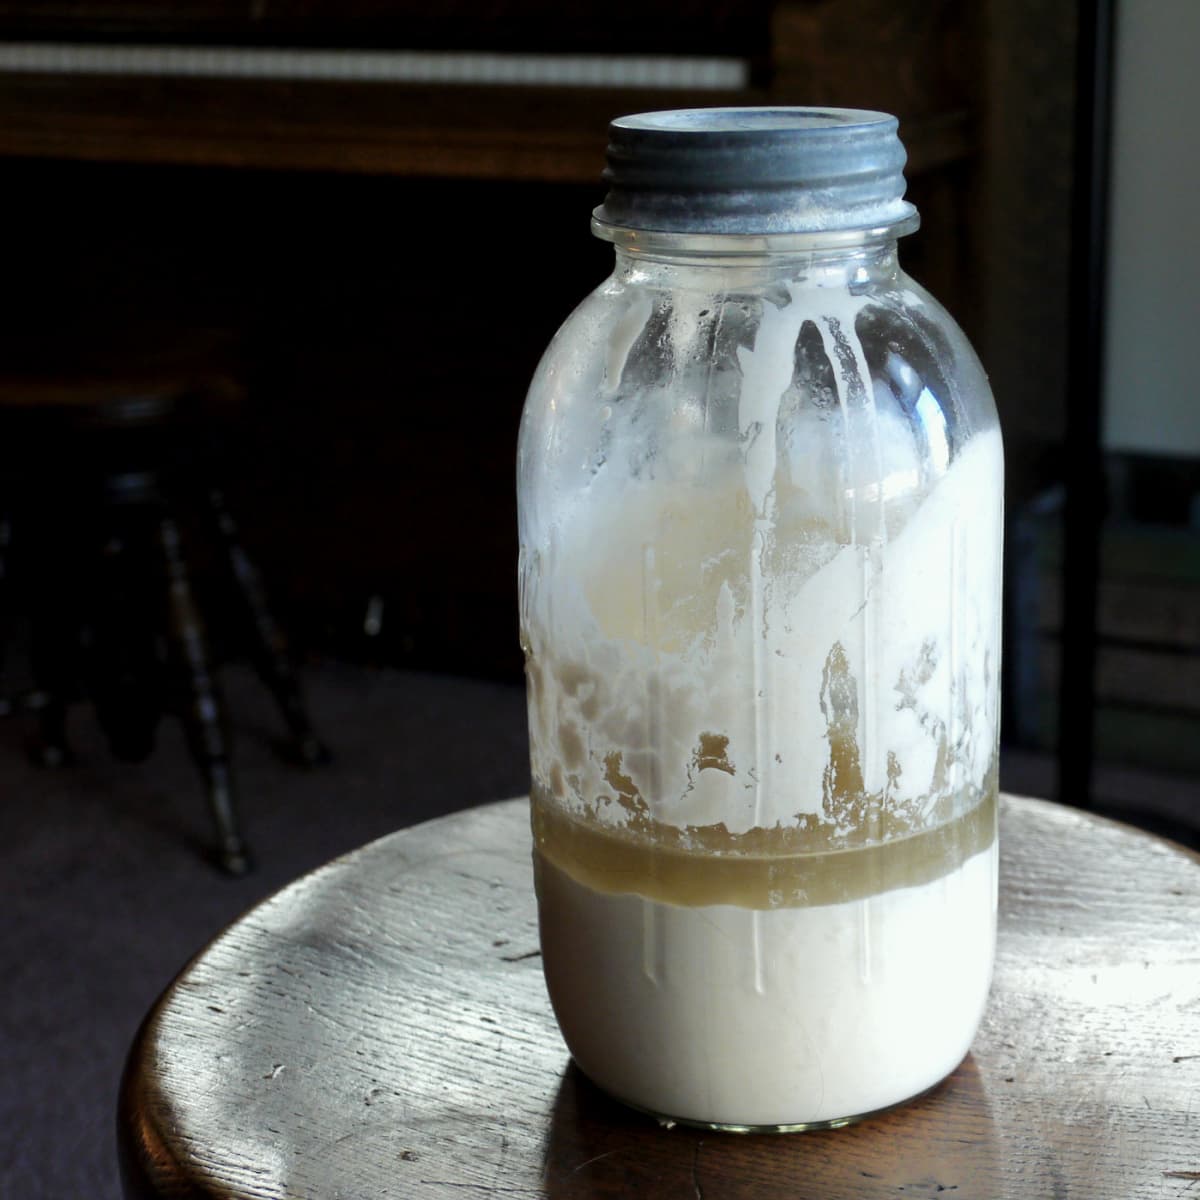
[518,109,1002,1131]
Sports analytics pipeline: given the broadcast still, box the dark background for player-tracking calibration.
[0,0,1065,682]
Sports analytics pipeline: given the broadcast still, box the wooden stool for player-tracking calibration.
[118,795,1200,1198]
[0,363,327,874]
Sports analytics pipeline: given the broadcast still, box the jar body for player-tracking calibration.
[518,235,1002,1129]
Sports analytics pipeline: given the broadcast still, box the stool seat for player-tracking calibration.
[118,795,1200,1199]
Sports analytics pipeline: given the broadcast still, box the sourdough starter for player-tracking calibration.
[522,282,1003,1127]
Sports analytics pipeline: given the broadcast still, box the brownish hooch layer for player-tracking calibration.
[532,783,997,910]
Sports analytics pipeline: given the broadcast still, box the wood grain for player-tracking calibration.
[0,73,971,182]
[119,795,1200,1199]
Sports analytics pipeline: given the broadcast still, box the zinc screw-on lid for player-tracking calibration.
[594,107,917,235]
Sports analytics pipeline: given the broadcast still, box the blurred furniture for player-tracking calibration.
[0,2,979,331]
[0,3,1091,754]
[1056,0,1116,807]
[119,794,1200,1199]
[0,1,1014,682]
[0,356,327,873]
[1012,481,1200,776]
[0,4,969,178]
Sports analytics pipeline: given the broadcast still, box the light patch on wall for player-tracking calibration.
[1101,0,1200,457]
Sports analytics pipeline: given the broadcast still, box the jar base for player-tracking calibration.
[578,1064,956,1135]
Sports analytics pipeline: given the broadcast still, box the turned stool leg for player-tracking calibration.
[208,489,329,767]
[160,515,250,876]
[0,512,14,719]
[26,512,78,768]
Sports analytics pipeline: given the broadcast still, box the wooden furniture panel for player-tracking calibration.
[0,0,1058,679]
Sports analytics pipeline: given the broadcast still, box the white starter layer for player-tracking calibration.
[536,836,997,1129]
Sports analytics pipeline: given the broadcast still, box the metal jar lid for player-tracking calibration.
[594,107,917,236]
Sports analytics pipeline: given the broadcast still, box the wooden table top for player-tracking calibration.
[119,795,1200,1199]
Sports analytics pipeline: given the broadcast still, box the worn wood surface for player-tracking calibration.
[0,76,739,180]
[118,795,1200,1199]
[0,74,971,182]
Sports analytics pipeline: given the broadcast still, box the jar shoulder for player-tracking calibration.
[520,266,998,461]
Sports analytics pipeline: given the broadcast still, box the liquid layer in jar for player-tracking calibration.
[532,782,997,910]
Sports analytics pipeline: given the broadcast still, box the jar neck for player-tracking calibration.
[595,215,918,291]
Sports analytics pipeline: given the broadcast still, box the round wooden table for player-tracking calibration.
[119,795,1200,1199]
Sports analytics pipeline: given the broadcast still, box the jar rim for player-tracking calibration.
[590,210,921,256]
